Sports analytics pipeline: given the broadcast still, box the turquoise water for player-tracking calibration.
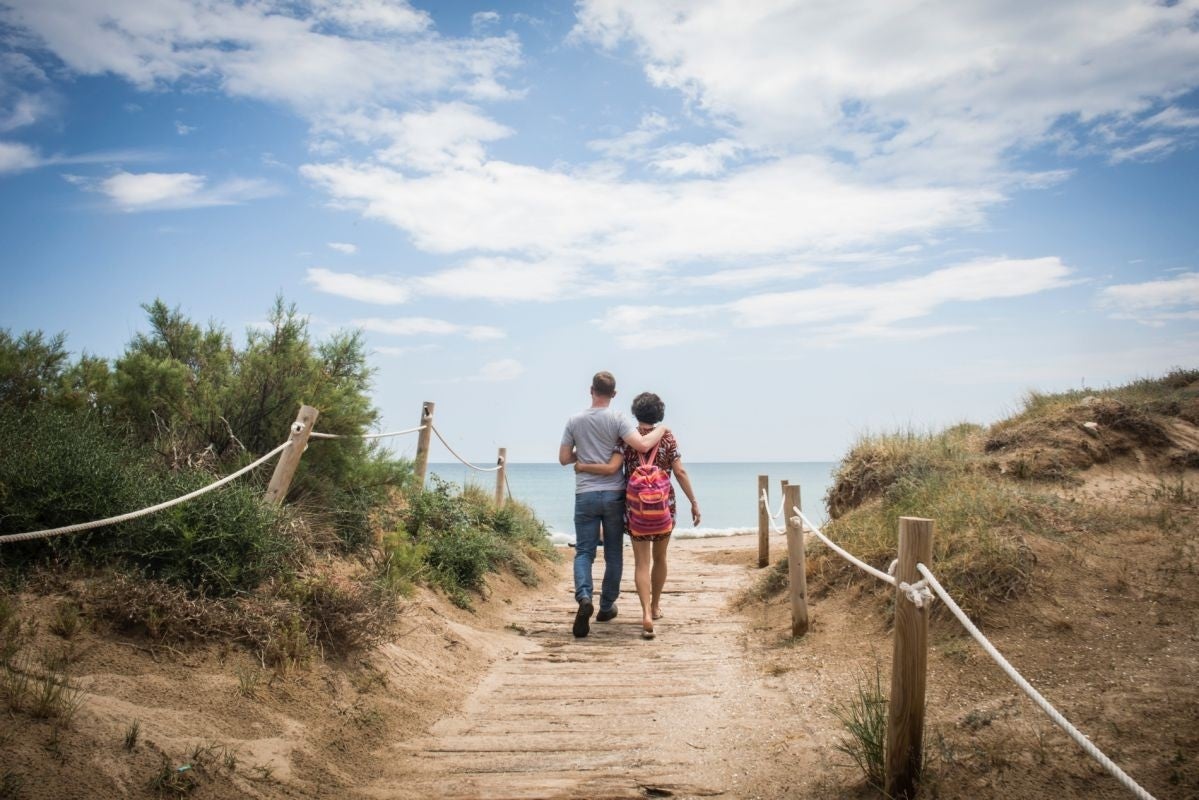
[428,462,837,544]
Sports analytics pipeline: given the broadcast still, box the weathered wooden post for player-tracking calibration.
[779,478,789,507]
[885,516,935,800]
[494,447,507,508]
[265,404,319,505]
[413,401,435,490]
[757,474,769,568]
[784,483,808,637]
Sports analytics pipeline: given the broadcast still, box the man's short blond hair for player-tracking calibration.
[591,371,616,397]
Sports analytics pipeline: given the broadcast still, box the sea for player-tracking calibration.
[428,462,837,545]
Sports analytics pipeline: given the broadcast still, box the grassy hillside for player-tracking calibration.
[809,368,1199,620]
[742,368,1199,797]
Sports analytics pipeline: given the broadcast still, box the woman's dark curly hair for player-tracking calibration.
[630,392,665,425]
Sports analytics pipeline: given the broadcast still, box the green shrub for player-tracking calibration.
[378,531,428,596]
[2,297,414,557]
[397,478,557,607]
[0,406,295,596]
[426,524,499,597]
[0,407,140,553]
[404,476,472,538]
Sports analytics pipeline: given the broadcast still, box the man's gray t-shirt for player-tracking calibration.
[562,407,636,493]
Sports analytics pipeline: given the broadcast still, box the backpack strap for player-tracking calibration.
[639,441,660,468]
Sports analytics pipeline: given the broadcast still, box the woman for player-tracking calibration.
[576,392,700,639]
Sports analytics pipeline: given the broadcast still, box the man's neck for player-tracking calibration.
[590,396,612,409]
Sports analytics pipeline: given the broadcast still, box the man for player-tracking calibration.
[559,371,666,638]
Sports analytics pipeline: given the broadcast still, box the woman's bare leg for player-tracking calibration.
[650,537,670,619]
[631,539,654,633]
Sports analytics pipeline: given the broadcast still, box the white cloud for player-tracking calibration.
[682,262,819,289]
[473,358,523,382]
[301,155,995,269]
[355,316,505,340]
[594,304,722,349]
[587,112,673,161]
[1098,271,1199,326]
[1109,136,1179,164]
[414,257,587,302]
[1,0,522,113]
[0,141,40,173]
[471,11,501,33]
[327,242,358,254]
[572,0,1199,182]
[319,102,513,172]
[103,172,204,208]
[1142,106,1199,130]
[312,0,430,34]
[306,267,410,304]
[587,117,745,177]
[92,171,277,211]
[729,257,1075,331]
[650,138,742,176]
[174,121,195,135]
[0,52,54,133]
[597,257,1075,346]
[374,343,437,357]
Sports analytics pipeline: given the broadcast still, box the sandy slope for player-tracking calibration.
[2,465,1196,799]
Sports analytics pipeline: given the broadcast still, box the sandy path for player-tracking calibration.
[371,535,782,799]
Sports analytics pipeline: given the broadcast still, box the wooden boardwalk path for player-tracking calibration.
[380,538,762,799]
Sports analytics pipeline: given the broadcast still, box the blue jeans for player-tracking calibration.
[573,490,625,610]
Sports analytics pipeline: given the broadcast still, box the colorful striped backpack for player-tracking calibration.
[625,444,673,537]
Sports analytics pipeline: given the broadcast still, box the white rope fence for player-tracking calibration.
[770,483,1157,800]
[758,489,786,533]
[917,564,1157,800]
[308,425,426,440]
[791,506,896,586]
[0,441,293,545]
[430,424,503,473]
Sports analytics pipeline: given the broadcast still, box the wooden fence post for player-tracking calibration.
[264,404,318,505]
[494,447,507,508]
[413,401,435,490]
[784,483,808,637]
[757,474,769,568]
[885,516,935,800]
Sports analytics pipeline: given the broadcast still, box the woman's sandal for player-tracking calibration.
[651,610,664,621]
[641,627,655,640]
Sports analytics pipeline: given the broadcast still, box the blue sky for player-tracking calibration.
[1,0,1197,462]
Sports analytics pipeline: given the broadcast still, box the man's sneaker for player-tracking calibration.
[573,598,594,638]
[596,606,618,622]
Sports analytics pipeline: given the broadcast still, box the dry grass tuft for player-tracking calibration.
[47,601,83,640]
[825,424,984,519]
[84,565,400,668]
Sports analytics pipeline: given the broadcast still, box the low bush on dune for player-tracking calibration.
[796,371,1199,621]
[0,406,296,596]
[390,477,557,609]
[824,424,985,519]
[814,469,1041,620]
